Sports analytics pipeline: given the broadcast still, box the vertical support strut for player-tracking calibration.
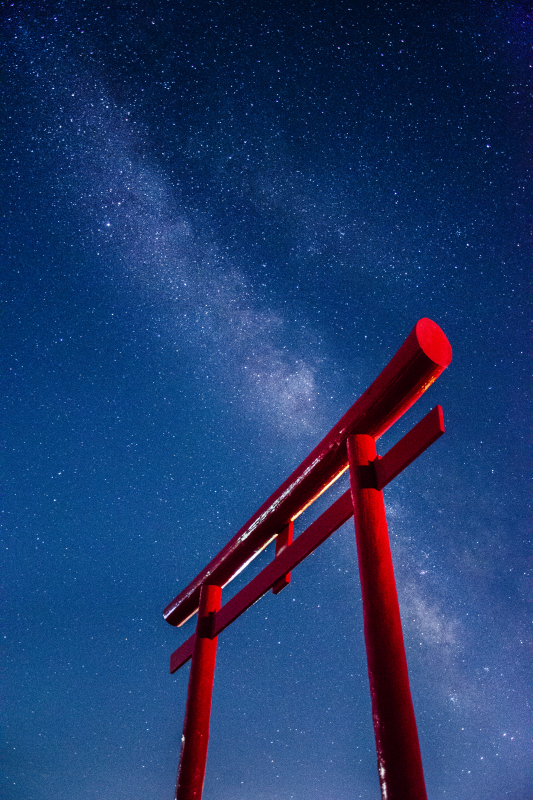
[347,434,427,800]
[272,521,294,594]
[175,584,222,800]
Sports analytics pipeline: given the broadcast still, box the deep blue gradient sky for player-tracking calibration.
[2,2,530,799]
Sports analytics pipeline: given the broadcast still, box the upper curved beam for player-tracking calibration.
[164,318,451,627]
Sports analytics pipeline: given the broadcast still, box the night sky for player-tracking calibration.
[2,2,530,799]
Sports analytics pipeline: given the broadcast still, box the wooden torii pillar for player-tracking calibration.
[164,318,452,800]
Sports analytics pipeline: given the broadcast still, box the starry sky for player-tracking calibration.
[2,2,530,799]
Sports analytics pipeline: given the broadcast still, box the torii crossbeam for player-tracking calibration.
[164,318,452,800]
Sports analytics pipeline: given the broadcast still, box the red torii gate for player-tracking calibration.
[164,318,452,800]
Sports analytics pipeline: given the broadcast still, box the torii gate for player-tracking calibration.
[164,317,452,800]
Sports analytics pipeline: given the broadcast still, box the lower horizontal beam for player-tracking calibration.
[374,405,444,490]
[171,490,353,674]
[170,636,195,674]
[169,407,445,674]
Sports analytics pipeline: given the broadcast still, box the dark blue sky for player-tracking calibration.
[2,2,530,799]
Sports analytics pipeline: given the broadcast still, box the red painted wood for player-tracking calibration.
[169,409,446,674]
[347,434,427,800]
[164,319,452,627]
[272,521,293,594]
[170,636,195,675]
[175,584,221,800]
[374,405,445,490]
[170,491,354,673]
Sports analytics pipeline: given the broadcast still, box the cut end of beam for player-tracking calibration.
[415,318,452,368]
